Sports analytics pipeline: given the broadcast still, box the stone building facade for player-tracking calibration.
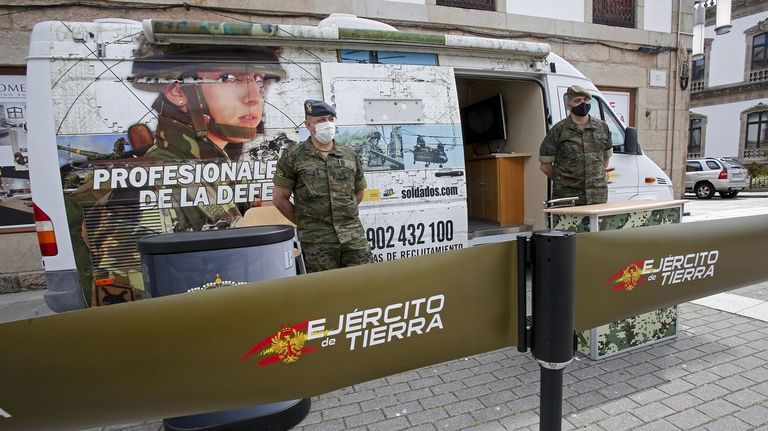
[0,0,694,195]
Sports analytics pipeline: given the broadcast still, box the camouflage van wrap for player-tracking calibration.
[43,20,479,309]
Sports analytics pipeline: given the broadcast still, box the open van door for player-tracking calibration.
[319,63,468,262]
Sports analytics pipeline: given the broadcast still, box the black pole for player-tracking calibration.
[539,365,564,430]
[531,231,576,431]
[517,235,529,353]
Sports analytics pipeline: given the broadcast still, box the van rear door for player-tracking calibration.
[319,63,468,262]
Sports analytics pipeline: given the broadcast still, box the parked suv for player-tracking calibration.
[685,157,748,199]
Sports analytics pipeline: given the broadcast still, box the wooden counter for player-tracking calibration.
[466,153,531,226]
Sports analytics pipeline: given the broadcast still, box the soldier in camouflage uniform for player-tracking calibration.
[64,42,286,306]
[539,85,613,205]
[272,100,373,273]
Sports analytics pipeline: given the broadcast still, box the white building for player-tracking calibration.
[689,0,768,163]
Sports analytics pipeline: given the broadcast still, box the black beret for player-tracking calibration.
[304,99,336,117]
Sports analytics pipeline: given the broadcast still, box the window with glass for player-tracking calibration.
[592,0,635,28]
[436,0,495,11]
[705,160,721,170]
[692,58,705,82]
[688,118,702,155]
[6,107,22,119]
[721,158,746,169]
[593,97,628,153]
[339,50,438,65]
[686,161,702,172]
[746,110,768,148]
[753,32,768,71]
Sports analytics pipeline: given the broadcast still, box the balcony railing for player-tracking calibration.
[687,152,701,159]
[749,69,768,83]
[436,0,496,11]
[690,80,705,93]
[744,148,766,159]
[593,0,635,28]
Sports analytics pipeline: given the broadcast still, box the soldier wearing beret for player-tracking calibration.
[539,85,613,205]
[272,100,374,273]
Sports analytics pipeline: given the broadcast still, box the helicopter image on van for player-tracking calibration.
[412,135,449,168]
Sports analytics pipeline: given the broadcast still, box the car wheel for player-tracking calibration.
[719,191,739,198]
[694,182,715,199]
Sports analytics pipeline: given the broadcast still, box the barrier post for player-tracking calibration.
[517,235,529,353]
[532,231,576,431]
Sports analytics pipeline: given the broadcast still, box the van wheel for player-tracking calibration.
[694,182,715,199]
[719,191,739,198]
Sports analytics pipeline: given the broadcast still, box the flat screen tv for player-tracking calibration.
[461,94,507,145]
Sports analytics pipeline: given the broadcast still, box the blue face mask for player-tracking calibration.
[571,102,590,117]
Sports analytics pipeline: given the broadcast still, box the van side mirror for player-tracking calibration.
[624,127,640,155]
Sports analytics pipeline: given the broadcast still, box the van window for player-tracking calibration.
[592,96,627,153]
[339,50,438,65]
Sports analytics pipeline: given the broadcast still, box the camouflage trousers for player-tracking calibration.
[300,237,374,273]
[552,184,607,206]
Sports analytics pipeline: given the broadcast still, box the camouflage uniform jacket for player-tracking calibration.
[273,139,367,244]
[144,114,244,231]
[539,115,613,205]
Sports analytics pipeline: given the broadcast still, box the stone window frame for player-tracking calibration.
[688,112,707,158]
[739,103,768,160]
[744,20,768,82]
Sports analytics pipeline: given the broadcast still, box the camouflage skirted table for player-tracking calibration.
[544,199,688,360]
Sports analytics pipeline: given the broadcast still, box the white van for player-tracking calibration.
[26,15,673,312]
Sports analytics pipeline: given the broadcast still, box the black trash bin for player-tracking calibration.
[137,225,310,431]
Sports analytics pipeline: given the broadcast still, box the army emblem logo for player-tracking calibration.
[605,261,646,291]
[241,321,316,366]
[305,101,312,114]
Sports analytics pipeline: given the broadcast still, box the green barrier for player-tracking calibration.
[0,242,517,431]
[2,214,768,430]
[575,214,768,331]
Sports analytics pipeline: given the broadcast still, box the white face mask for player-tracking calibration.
[313,121,336,145]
